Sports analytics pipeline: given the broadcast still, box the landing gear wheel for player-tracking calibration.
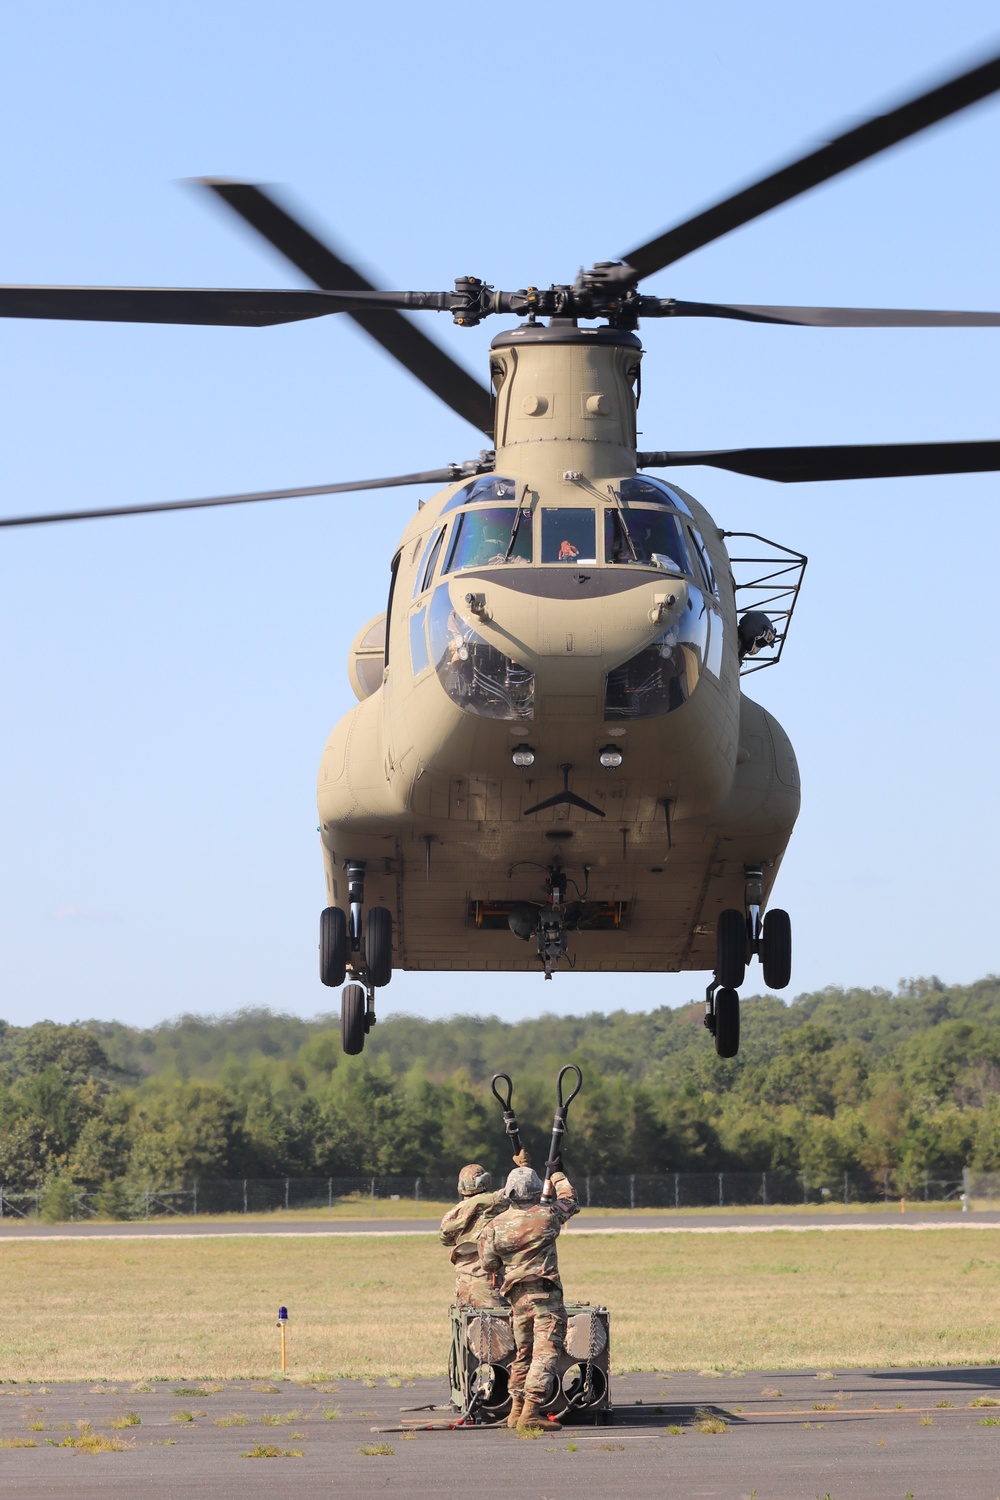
[761,908,792,990]
[717,908,747,989]
[319,906,347,988]
[341,983,366,1055]
[364,906,393,988]
[714,987,740,1058]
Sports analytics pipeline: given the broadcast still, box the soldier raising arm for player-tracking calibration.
[439,1151,530,1309]
[479,1164,579,1430]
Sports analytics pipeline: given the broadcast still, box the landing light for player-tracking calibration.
[511,744,536,768]
[599,745,623,769]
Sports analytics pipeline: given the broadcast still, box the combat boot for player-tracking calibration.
[517,1399,560,1431]
[506,1395,523,1429]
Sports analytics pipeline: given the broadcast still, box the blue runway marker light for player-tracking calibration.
[277,1305,289,1372]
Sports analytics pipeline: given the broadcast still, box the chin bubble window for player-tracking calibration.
[604,584,710,719]
[541,508,596,563]
[444,507,531,572]
[428,585,534,721]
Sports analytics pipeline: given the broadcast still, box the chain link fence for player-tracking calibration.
[0,1169,973,1222]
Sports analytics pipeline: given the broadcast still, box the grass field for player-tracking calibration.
[2,1229,999,1381]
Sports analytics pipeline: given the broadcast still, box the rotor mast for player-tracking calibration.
[489,322,642,488]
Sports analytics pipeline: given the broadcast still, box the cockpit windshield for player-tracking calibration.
[618,475,694,516]
[541,508,597,564]
[605,506,690,574]
[440,476,518,514]
[444,507,531,572]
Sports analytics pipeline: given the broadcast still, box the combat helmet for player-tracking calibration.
[504,1166,544,1202]
[458,1163,492,1196]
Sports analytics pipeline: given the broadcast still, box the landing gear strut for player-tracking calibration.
[319,857,394,1054]
[709,865,793,1056]
[538,865,569,980]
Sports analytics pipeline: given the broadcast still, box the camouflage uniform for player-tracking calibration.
[479,1170,579,1404]
[439,1169,509,1310]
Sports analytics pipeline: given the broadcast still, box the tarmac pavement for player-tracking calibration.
[1,1366,999,1497]
[1,1209,999,1238]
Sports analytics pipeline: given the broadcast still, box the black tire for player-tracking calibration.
[761,908,792,990]
[364,906,393,988]
[319,906,348,988]
[715,986,740,1058]
[341,983,366,1055]
[716,908,747,988]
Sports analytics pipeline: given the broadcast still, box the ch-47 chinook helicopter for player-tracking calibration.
[4,52,1000,1058]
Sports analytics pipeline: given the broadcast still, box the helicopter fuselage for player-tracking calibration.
[318,323,799,977]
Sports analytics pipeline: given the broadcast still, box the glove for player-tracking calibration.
[512,1148,531,1168]
[548,1154,563,1174]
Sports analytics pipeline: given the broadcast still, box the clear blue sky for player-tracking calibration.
[1,0,998,1029]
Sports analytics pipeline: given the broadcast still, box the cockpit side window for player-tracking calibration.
[688,527,719,598]
[413,525,447,597]
[444,507,531,572]
[384,551,401,669]
[541,508,596,564]
[605,505,690,574]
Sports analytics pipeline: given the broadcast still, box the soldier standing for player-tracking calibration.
[439,1158,526,1308]
[479,1162,579,1430]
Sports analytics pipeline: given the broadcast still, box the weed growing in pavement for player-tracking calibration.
[971,1397,1000,1407]
[111,1412,140,1428]
[935,1400,955,1407]
[565,1442,577,1451]
[977,1417,1000,1426]
[171,1409,205,1423]
[323,1408,339,1420]
[0,1437,37,1447]
[214,1414,248,1427]
[694,1409,727,1435]
[400,1431,417,1440]
[26,1421,44,1431]
[667,1424,684,1435]
[358,1443,394,1456]
[920,1417,933,1426]
[48,1426,129,1453]
[253,1384,280,1394]
[261,1411,300,1425]
[242,1442,302,1458]
[173,1384,222,1397]
[89,1386,119,1395]
[129,1382,153,1393]
[599,1442,626,1450]
[760,1387,783,1397]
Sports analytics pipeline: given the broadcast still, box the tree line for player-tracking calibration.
[2,975,999,1213]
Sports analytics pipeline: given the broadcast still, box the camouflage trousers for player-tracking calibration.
[508,1277,566,1403]
[455,1267,508,1310]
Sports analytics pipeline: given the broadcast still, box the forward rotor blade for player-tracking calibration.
[622,49,1000,277]
[638,441,1000,483]
[667,300,1000,328]
[200,179,495,435]
[0,285,365,326]
[0,468,460,529]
